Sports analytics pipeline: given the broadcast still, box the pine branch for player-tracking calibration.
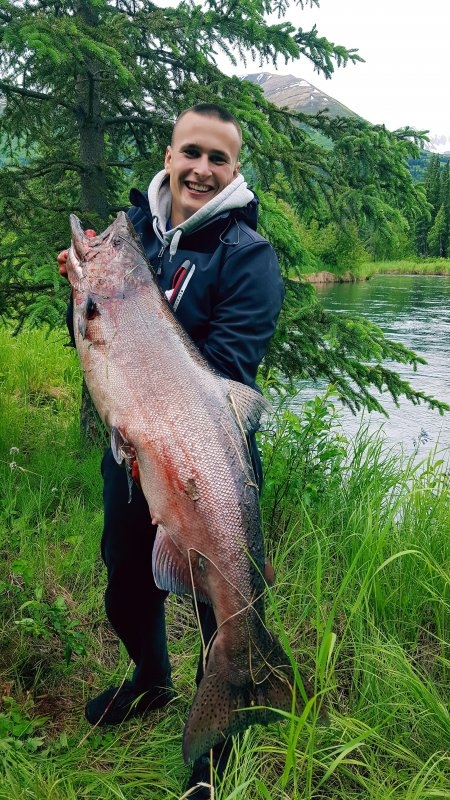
[295,25,364,78]
[103,114,157,126]
[3,161,84,179]
[0,79,75,111]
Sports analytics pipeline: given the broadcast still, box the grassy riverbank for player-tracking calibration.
[361,257,450,278]
[0,327,449,799]
[304,257,450,283]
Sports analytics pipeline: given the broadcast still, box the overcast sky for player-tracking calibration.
[219,0,449,139]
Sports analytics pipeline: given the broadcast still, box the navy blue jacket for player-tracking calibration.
[127,187,285,388]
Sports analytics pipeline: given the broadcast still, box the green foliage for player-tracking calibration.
[354,257,450,280]
[301,219,369,273]
[294,22,363,76]
[0,697,48,754]
[407,148,450,183]
[259,388,347,534]
[15,588,87,666]
[309,118,430,261]
[0,327,103,693]
[415,154,450,257]
[0,0,355,226]
[0,0,355,328]
[427,204,447,256]
[257,187,321,275]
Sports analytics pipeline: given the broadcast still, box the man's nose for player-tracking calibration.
[194,154,212,177]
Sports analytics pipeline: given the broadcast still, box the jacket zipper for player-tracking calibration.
[156,243,166,275]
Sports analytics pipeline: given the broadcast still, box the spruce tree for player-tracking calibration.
[427,204,446,257]
[440,160,450,257]
[0,0,359,324]
[419,155,450,258]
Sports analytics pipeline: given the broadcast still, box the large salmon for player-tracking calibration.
[67,211,296,762]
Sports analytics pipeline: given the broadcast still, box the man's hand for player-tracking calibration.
[57,229,97,279]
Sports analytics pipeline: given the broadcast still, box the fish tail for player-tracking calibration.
[182,636,295,763]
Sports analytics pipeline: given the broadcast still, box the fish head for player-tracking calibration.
[67,211,151,298]
[68,211,156,347]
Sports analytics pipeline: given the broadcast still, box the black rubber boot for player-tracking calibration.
[184,739,233,799]
[85,679,174,725]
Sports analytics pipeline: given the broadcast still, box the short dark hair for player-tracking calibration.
[172,103,242,148]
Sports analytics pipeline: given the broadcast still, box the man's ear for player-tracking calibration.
[233,161,241,178]
[164,145,172,171]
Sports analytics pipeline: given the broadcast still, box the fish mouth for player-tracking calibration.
[69,214,102,260]
[69,212,131,259]
[69,214,89,257]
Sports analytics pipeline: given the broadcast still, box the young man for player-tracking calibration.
[59,103,285,798]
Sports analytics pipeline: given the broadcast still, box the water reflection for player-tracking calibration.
[294,275,450,458]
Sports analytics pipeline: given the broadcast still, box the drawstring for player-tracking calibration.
[152,216,165,246]
[169,229,183,260]
[152,216,182,262]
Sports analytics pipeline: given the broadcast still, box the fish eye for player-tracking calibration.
[86,295,98,320]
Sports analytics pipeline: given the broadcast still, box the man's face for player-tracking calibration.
[164,112,241,227]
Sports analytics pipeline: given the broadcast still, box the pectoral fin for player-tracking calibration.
[152,527,211,605]
[110,427,138,503]
[110,426,127,464]
[227,381,272,436]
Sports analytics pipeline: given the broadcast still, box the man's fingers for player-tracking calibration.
[57,248,69,277]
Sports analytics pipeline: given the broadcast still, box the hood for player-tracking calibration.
[147,170,255,259]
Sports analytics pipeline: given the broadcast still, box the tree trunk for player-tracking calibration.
[75,1,109,224]
[76,72,109,223]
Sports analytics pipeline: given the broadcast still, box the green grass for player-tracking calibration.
[0,328,449,799]
[300,258,450,282]
[360,258,450,278]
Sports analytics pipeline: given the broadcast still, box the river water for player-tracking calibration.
[294,274,450,461]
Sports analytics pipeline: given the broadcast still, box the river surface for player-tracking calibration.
[294,274,450,461]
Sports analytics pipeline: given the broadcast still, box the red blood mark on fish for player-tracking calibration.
[131,459,140,487]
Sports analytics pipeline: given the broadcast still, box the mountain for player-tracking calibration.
[243,72,360,119]
[243,72,450,156]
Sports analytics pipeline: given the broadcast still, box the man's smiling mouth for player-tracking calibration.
[185,182,211,193]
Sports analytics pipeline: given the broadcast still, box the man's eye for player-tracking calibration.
[184,149,199,158]
[211,156,226,165]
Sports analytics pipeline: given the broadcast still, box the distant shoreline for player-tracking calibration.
[302,259,450,283]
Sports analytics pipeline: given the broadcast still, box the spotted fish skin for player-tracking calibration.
[67,211,296,763]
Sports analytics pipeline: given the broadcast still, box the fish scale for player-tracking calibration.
[67,211,298,762]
